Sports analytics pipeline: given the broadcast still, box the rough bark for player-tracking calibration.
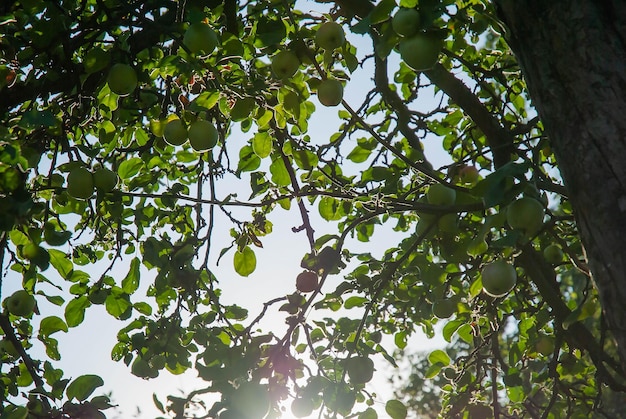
[494,0,626,367]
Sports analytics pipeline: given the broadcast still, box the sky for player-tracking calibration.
[1,1,455,418]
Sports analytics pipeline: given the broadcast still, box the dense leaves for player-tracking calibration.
[0,0,624,418]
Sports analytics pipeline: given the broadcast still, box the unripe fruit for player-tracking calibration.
[543,244,564,264]
[345,356,375,384]
[315,22,345,50]
[427,183,456,206]
[4,290,36,317]
[296,271,318,293]
[291,396,314,418]
[399,33,443,71]
[481,259,517,297]
[67,167,94,200]
[163,119,188,146]
[271,50,301,79]
[188,119,218,152]
[432,299,456,319]
[506,197,544,236]
[459,165,479,184]
[183,23,219,54]
[107,64,137,96]
[93,168,118,192]
[317,79,343,107]
[392,8,420,37]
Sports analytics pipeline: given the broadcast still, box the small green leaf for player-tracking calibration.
[66,374,104,401]
[346,145,372,163]
[269,157,291,186]
[370,0,396,24]
[252,132,272,158]
[234,246,257,277]
[105,294,132,319]
[385,399,407,419]
[4,405,28,419]
[121,257,140,294]
[39,316,68,337]
[428,349,450,366]
[133,301,153,315]
[344,296,368,309]
[358,407,378,419]
[64,296,90,327]
[318,197,344,221]
[394,331,407,349]
[117,157,143,179]
[49,249,73,280]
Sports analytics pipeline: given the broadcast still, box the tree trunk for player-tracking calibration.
[494,0,626,367]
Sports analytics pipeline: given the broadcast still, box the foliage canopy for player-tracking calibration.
[1,0,625,418]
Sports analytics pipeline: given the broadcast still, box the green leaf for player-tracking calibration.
[64,296,90,327]
[385,399,407,419]
[66,374,104,401]
[428,349,450,366]
[49,249,73,280]
[3,405,28,419]
[442,319,464,342]
[370,0,397,24]
[192,91,221,110]
[237,145,261,173]
[234,246,257,277]
[318,197,344,221]
[121,257,140,294]
[133,301,153,315]
[252,131,272,158]
[344,296,368,309]
[346,145,372,163]
[394,331,407,349]
[358,407,378,419]
[39,316,68,337]
[269,156,291,186]
[117,157,143,180]
[105,294,132,319]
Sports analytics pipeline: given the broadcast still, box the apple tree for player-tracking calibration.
[1,0,626,418]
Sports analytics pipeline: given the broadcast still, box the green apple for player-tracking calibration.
[392,8,420,37]
[4,290,36,317]
[93,168,118,192]
[345,356,374,384]
[459,165,479,184]
[535,335,556,356]
[183,22,219,54]
[107,63,137,96]
[67,167,94,199]
[231,382,271,419]
[438,213,458,234]
[315,21,345,50]
[291,396,314,418]
[506,197,544,236]
[432,299,456,319]
[543,244,564,264]
[188,119,218,152]
[271,50,300,79]
[21,242,40,260]
[399,33,443,71]
[317,79,343,107]
[296,270,318,293]
[163,119,188,146]
[427,183,456,205]
[481,259,517,298]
